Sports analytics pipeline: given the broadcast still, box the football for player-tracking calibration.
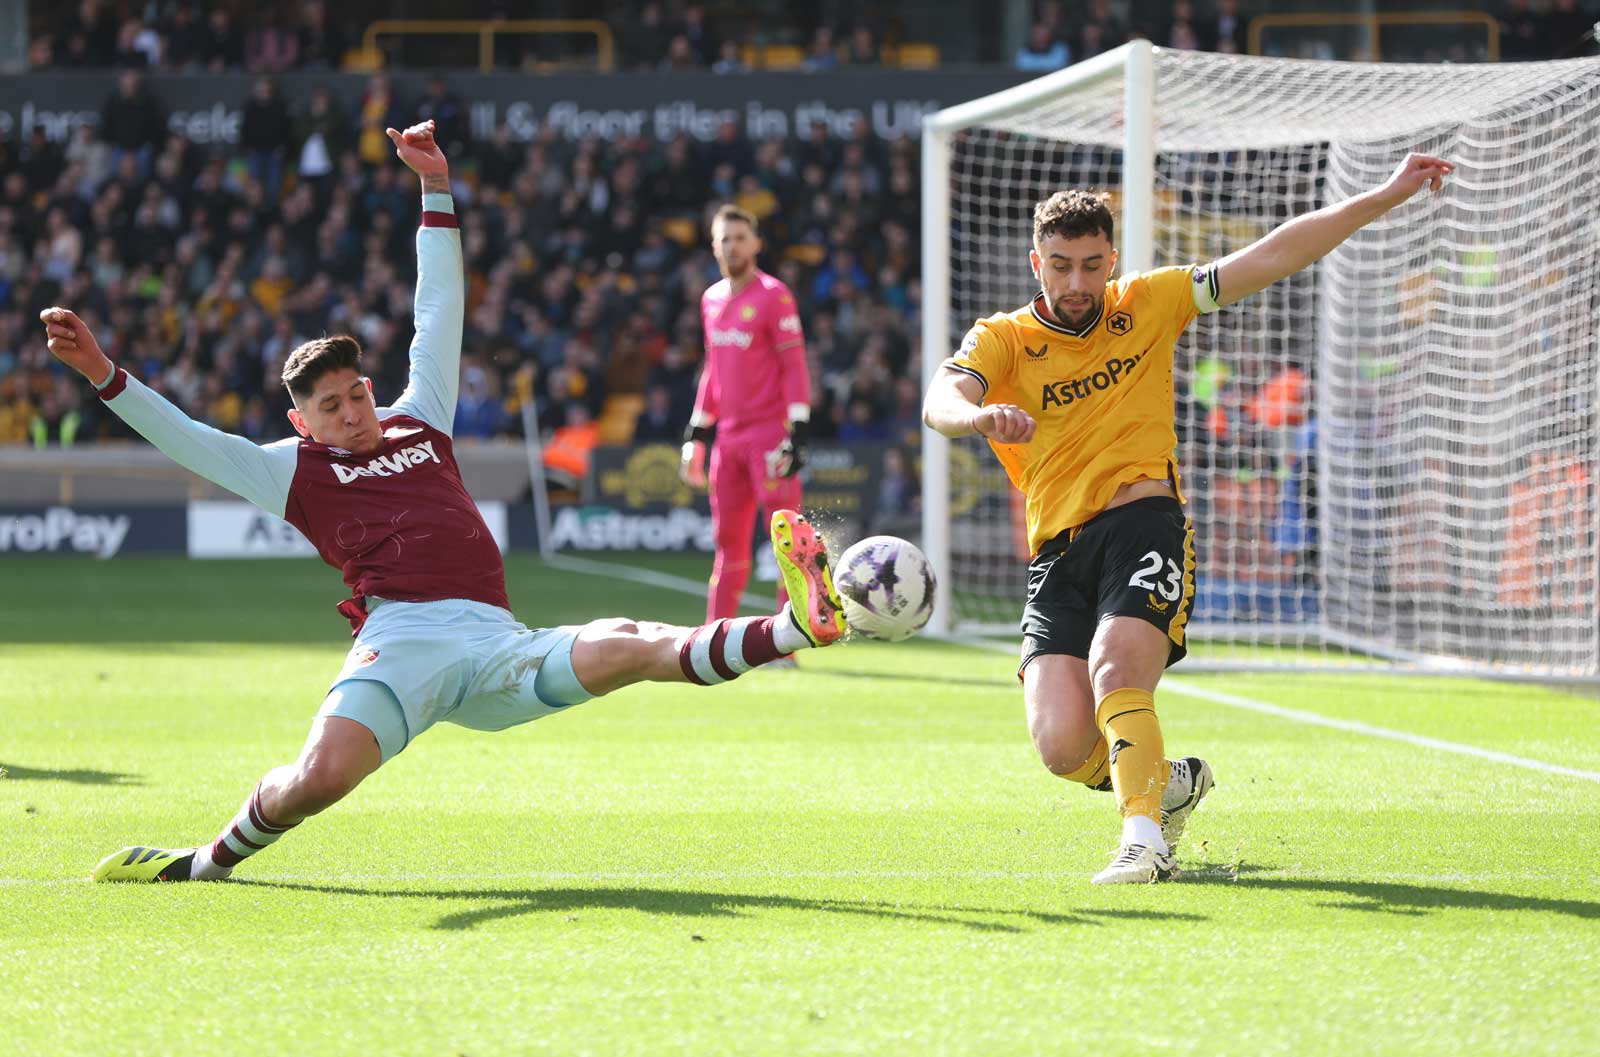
[833,535,937,642]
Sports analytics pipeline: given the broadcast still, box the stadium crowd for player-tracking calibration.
[3,0,1593,456]
[0,69,924,457]
[32,0,1598,74]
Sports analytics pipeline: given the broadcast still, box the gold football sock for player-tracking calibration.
[1094,688,1169,822]
[1059,736,1111,791]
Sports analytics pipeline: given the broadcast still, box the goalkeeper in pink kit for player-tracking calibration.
[680,205,812,621]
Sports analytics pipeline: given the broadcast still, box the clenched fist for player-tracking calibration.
[386,119,449,191]
[972,403,1036,444]
[38,307,113,385]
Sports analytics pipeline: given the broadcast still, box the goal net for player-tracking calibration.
[921,43,1600,679]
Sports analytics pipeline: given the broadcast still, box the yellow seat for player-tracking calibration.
[891,42,939,68]
[758,44,806,70]
[783,243,828,267]
[597,393,646,445]
[661,216,699,248]
[341,46,384,71]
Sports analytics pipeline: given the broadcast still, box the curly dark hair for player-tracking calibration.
[1033,189,1114,247]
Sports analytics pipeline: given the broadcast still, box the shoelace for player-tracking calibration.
[1110,843,1151,867]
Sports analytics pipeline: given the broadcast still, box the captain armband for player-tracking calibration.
[1191,263,1222,315]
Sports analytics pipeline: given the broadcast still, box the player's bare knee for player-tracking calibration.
[1089,658,1129,699]
[572,618,662,693]
[1089,644,1150,699]
[584,616,639,637]
[1030,718,1099,775]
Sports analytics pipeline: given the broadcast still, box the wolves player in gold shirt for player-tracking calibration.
[924,153,1453,883]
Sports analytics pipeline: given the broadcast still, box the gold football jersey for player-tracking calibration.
[942,264,1219,555]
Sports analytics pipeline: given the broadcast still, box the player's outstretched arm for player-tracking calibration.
[1213,152,1454,308]
[384,119,465,436]
[923,369,1036,444]
[40,308,297,516]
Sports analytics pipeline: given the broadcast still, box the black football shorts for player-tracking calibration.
[1020,497,1195,672]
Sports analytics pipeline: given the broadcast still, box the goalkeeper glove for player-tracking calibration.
[680,423,713,489]
[765,418,808,479]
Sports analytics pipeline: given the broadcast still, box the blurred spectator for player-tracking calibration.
[356,74,404,167]
[201,7,245,71]
[20,126,65,193]
[1168,16,1201,51]
[712,39,749,75]
[242,78,293,195]
[59,0,118,66]
[296,1,347,69]
[1078,0,1125,59]
[679,3,719,65]
[161,6,201,68]
[294,87,352,193]
[455,362,507,440]
[99,71,166,167]
[415,77,469,159]
[660,34,699,72]
[246,10,301,72]
[631,384,680,443]
[1202,0,1245,54]
[29,378,86,448]
[804,27,840,72]
[870,447,920,536]
[843,25,881,66]
[541,404,600,485]
[620,1,669,70]
[114,16,163,67]
[1016,22,1071,72]
[1076,20,1110,61]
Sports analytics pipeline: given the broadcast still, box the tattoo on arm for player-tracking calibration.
[420,173,450,195]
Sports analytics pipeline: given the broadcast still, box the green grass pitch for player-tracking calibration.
[2,554,1597,1056]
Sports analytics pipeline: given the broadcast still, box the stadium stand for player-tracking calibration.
[3,1,1594,459]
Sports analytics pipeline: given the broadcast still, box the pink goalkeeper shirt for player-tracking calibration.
[694,269,809,447]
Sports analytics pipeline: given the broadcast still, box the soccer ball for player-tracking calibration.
[833,535,937,642]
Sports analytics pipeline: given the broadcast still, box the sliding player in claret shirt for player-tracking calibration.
[923,154,1453,885]
[46,121,848,885]
[680,205,814,634]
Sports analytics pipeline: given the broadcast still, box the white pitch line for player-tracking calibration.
[958,638,1600,785]
[1161,676,1600,785]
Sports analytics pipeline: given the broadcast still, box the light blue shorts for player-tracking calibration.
[318,597,593,761]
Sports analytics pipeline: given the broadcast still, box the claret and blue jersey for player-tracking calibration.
[93,192,507,624]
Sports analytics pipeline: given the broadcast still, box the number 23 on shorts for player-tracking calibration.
[1128,549,1183,602]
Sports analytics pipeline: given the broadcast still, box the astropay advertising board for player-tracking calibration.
[0,505,186,557]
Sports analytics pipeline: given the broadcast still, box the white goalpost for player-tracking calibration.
[921,41,1600,680]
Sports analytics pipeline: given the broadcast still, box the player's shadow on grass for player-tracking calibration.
[238,880,1208,932]
[1182,862,1600,919]
[0,762,142,785]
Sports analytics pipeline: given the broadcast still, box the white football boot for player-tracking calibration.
[1160,756,1215,854]
[1091,842,1180,885]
